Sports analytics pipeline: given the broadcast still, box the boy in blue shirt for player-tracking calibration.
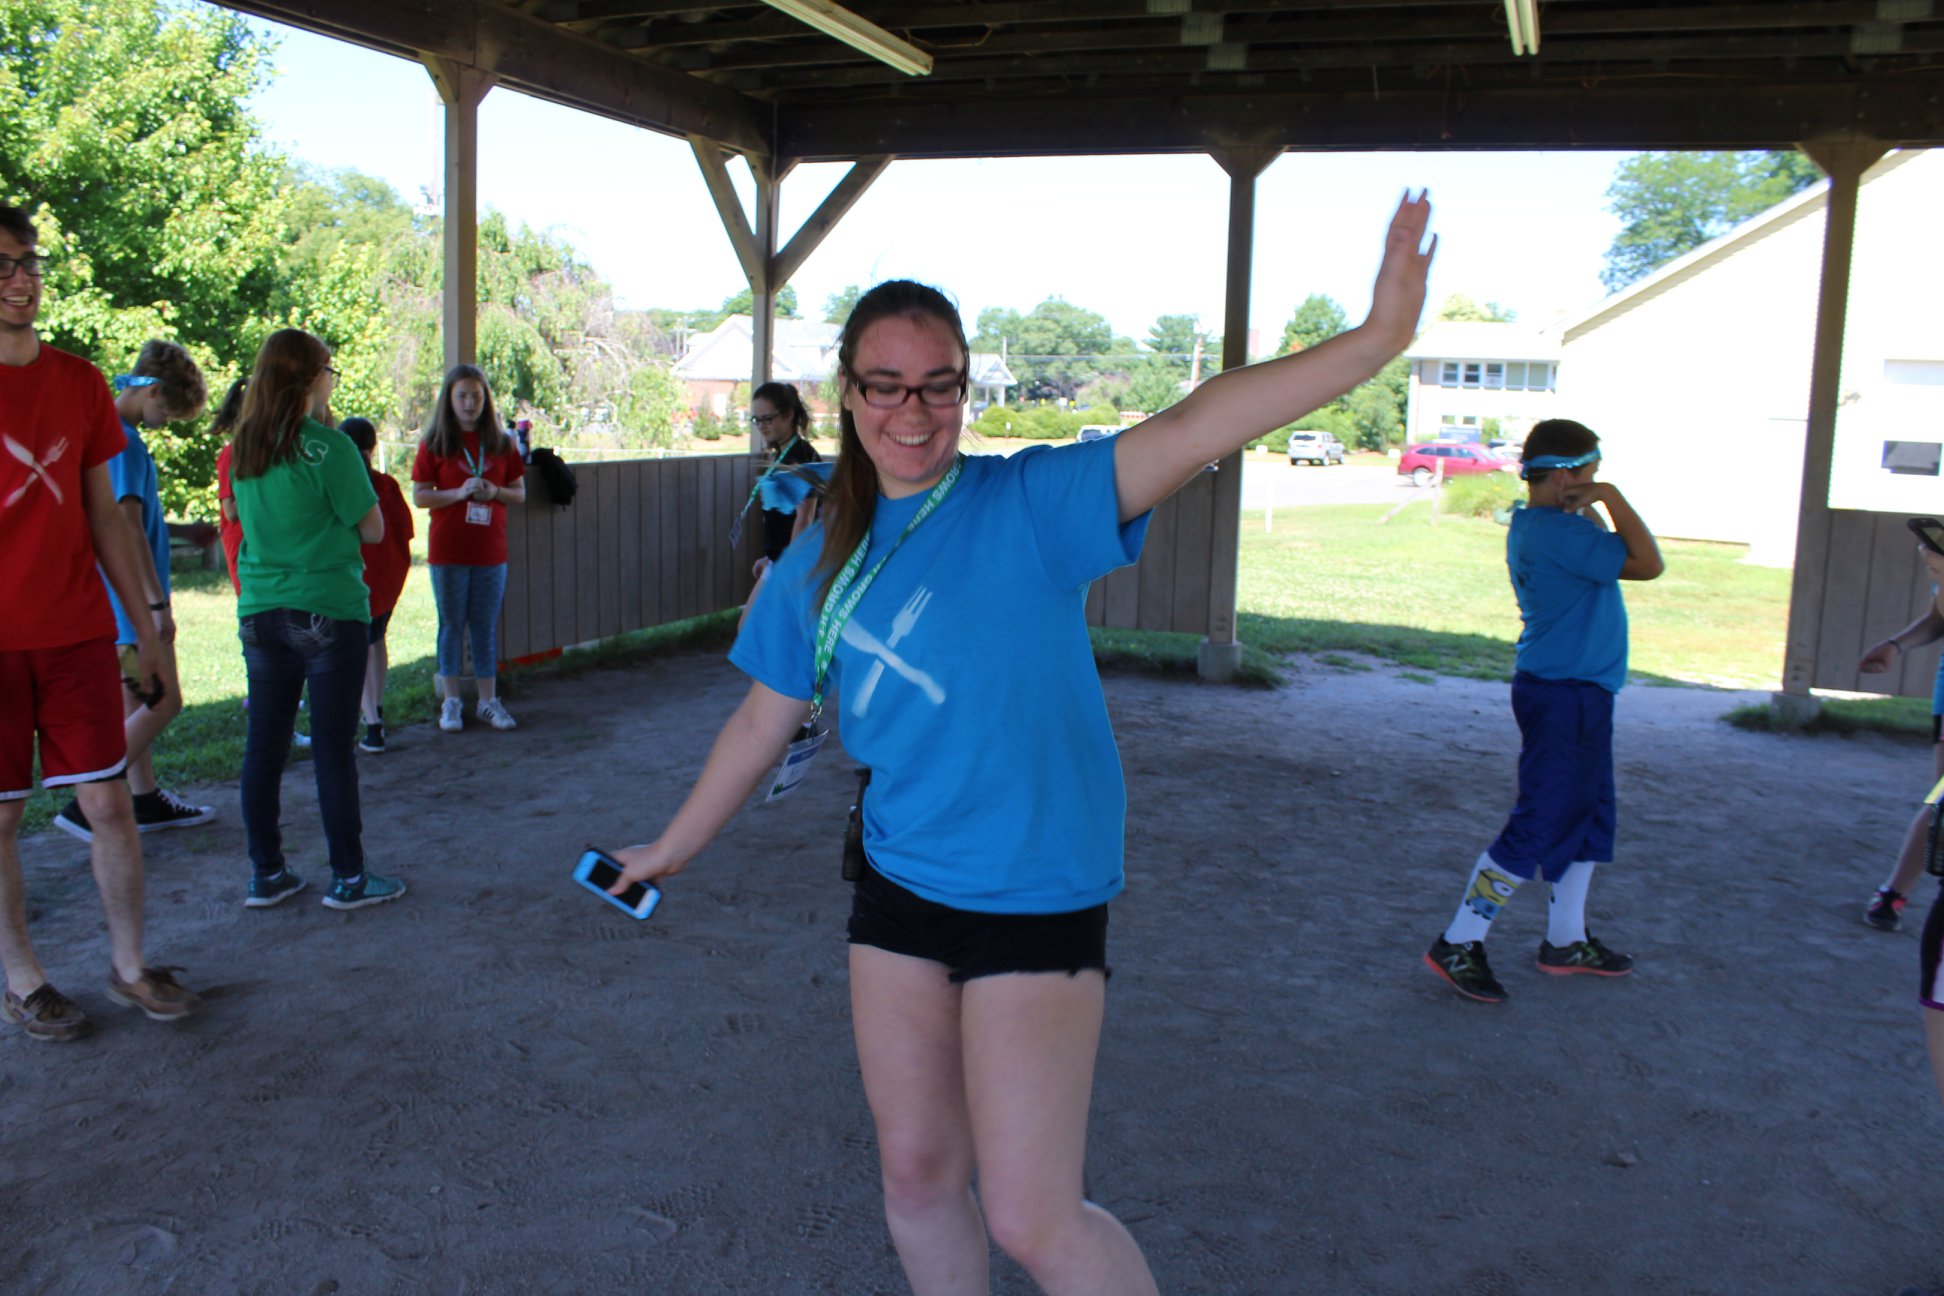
[53,341,211,842]
[1424,418,1664,1003]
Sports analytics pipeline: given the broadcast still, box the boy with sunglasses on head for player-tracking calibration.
[53,340,213,842]
[1424,418,1664,1004]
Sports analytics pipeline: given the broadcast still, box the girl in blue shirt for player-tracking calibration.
[612,196,1435,1294]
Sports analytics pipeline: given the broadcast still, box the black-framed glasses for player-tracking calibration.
[0,254,48,279]
[749,411,782,427]
[325,365,341,378]
[848,371,967,409]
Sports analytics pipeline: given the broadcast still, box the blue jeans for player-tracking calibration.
[239,609,367,880]
[430,563,508,681]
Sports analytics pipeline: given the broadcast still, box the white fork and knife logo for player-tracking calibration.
[3,434,67,508]
[845,586,941,717]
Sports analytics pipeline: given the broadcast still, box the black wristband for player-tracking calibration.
[149,600,169,611]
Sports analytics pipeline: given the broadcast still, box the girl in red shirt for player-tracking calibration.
[411,365,525,733]
[340,417,414,754]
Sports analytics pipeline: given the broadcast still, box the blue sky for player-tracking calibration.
[243,15,1633,347]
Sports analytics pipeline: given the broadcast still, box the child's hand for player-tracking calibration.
[1559,480,1619,514]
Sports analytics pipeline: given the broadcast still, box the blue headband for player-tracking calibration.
[112,374,159,393]
[1520,449,1599,480]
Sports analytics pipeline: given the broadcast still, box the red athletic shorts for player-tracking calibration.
[0,638,128,801]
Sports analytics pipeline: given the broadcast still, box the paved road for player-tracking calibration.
[1237,455,1419,509]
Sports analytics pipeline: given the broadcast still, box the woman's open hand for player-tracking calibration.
[1363,191,1436,351]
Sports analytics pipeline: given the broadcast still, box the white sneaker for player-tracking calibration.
[478,697,517,731]
[439,697,464,732]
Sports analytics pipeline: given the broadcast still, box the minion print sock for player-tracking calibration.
[1547,860,1596,946]
[1443,851,1523,945]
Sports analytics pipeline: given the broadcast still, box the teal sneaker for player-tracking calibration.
[246,869,308,908]
[322,872,407,911]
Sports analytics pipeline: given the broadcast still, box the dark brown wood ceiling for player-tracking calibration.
[222,1,1944,160]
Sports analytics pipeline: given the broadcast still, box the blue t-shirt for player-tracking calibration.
[103,419,169,646]
[731,438,1150,914]
[1506,505,1630,693]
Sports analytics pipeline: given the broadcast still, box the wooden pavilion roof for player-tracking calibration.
[222,1,1944,162]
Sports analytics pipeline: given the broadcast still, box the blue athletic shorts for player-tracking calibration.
[1486,673,1616,883]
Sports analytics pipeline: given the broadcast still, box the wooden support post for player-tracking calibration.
[1774,141,1886,726]
[425,57,496,371]
[1198,145,1281,681]
[691,145,888,454]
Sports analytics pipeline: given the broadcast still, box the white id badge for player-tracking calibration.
[765,726,827,802]
[465,500,492,525]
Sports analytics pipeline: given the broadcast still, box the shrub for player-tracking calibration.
[1441,471,1523,518]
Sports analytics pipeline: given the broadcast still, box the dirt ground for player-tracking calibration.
[2,650,1939,1295]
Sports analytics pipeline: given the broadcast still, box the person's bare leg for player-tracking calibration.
[851,945,990,1296]
[360,640,388,726]
[1884,741,1944,897]
[477,675,498,702]
[0,801,49,997]
[73,779,144,983]
[120,647,183,797]
[963,971,1158,1296]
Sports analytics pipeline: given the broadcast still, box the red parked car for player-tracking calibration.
[1397,441,1516,487]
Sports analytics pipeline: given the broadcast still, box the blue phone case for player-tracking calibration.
[574,847,661,920]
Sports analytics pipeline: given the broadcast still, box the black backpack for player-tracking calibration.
[530,447,577,508]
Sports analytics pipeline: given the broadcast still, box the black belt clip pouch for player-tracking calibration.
[843,766,872,881]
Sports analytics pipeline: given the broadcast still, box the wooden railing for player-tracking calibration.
[496,450,1230,664]
[498,454,764,662]
[1807,508,1939,699]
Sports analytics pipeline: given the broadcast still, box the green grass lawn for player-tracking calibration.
[17,500,1826,830]
[1236,503,1792,689]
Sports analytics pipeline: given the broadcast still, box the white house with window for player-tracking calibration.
[1555,148,1944,557]
[1401,321,1561,444]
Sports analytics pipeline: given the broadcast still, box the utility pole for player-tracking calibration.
[1189,332,1205,390]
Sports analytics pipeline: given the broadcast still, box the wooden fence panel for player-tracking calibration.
[1812,508,1938,699]
[596,464,623,641]
[1170,470,1216,638]
[500,497,530,660]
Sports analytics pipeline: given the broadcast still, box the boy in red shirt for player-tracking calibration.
[0,204,200,1040]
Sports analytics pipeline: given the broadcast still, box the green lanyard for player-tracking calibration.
[809,455,961,724]
[737,435,801,523]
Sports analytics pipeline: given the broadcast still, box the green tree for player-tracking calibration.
[0,0,287,517]
[1602,150,1821,291]
[1436,293,1516,323]
[823,283,862,324]
[971,298,1121,400]
[1145,314,1200,369]
[1342,356,1410,451]
[1279,294,1348,355]
[717,283,799,321]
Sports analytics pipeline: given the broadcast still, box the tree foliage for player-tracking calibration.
[1436,293,1516,323]
[1,0,696,517]
[971,298,1126,401]
[1601,150,1821,292]
[823,283,862,324]
[1279,294,1348,355]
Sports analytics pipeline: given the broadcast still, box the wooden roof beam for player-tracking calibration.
[217,0,769,155]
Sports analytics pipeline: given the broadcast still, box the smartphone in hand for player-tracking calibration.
[574,846,661,920]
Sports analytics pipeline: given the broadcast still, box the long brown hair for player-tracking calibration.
[232,329,330,481]
[421,364,510,461]
[813,281,969,604]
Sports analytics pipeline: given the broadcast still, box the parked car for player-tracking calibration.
[1077,424,1120,443]
[1287,430,1345,466]
[1397,441,1516,487]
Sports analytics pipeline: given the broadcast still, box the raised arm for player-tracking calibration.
[609,680,810,890]
[1112,191,1435,522]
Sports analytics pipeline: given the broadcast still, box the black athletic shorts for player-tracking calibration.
[846,863,1110,984]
